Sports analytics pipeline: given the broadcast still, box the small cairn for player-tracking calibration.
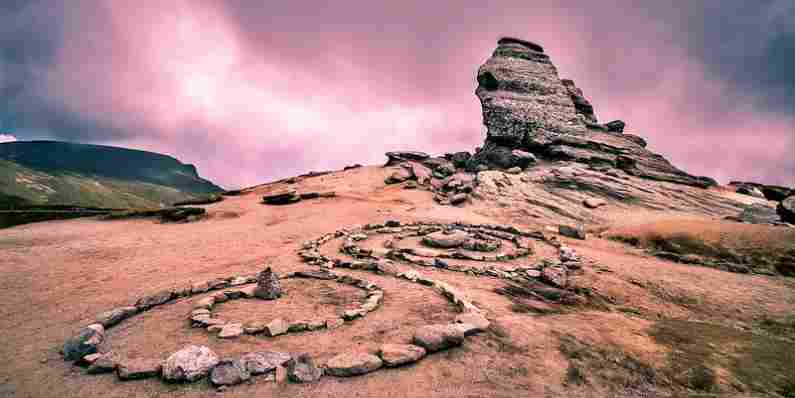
[254,267,282,300]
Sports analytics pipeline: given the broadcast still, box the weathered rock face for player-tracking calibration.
[468,37,715,188]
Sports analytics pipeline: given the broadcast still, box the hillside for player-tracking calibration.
[0,141,222,209]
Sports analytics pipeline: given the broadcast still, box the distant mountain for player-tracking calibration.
[0,141,223,209]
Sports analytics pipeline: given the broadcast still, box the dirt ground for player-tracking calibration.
[1,165,793,397]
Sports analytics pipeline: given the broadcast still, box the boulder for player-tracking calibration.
[117,358,161,380]
[162,345,220,382]
[324,353,383,377]
[287,354,323,383]
[406,162,433,185]
[762,186,793,202]
[506,167,522,175]
[96,306,138,328]
[62,324,105,361]
[605,120,626,133]
[210,359,251,386]
[559,224,586,240]
[254,267,282,300]
[412,324,465,352]
[241,351,292,375]
[325,318,344,329]
[262,190,301,205]
[778,196,795,224]
[378,344,426,367]
[422,231,470,248]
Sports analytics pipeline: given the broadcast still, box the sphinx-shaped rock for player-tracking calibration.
[468,37,716,188]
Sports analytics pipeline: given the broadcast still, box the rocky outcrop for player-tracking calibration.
[466,37,715,188]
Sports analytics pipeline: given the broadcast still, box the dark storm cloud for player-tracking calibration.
[0,1,792,187]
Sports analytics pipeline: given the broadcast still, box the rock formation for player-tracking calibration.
[467,37,716,188]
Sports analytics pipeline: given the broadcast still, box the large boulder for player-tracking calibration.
[324,353,383,377]
[254,267,282,300]
[778,196,795,223]
[605,120,626,133]
[161,345,220,382]
[412,324,465,352]
[62,324,105,361]
[762,185,793,202]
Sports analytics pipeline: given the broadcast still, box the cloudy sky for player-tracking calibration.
[1,1,793,188]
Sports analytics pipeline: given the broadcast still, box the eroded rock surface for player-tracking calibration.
[467,37,715,188]
[162,345,219,382]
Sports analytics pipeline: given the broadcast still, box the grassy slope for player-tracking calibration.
[0,159,200,209]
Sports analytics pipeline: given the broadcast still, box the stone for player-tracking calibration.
[86,353,118,374]
[325,318,344,329]
[294,270,337,280]
[241,351,292,375]
[385,151,430,165]
[275,365,288,383]
[378,344,427,367]
[541,265,568,288]
[238,285,257,298]
[506,167,522,174]
[194,297,215,310]
[412,324,465,352]
[218,323,244,339]
[299,191,336,200]
[288,321,309,333]
[207,324,225,333]
[406,161,433,185]
[307,320,326,331]
[254,267,282,300]
[325,353,383,377]
[559,224,586,240]
[287,354,323,383]
[135,289,174,311]
[605,120,626,133]
[117,358,161,380]
[422,230,470,248]
[450,193,469,205]
[96,306,138,328]
[62,324,105,361]
[384,167,413,185]
[265,318,289,336]
[583,198,607,209]
[778,196,795,224]
[262,190,301,205]
[210,359,251,386]
[162,345,220,382]
[455,312,490,334]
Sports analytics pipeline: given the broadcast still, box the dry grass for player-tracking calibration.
[650,319,795,395]
[606,218,795,275]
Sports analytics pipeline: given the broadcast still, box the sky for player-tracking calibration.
[1,1,793,189]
